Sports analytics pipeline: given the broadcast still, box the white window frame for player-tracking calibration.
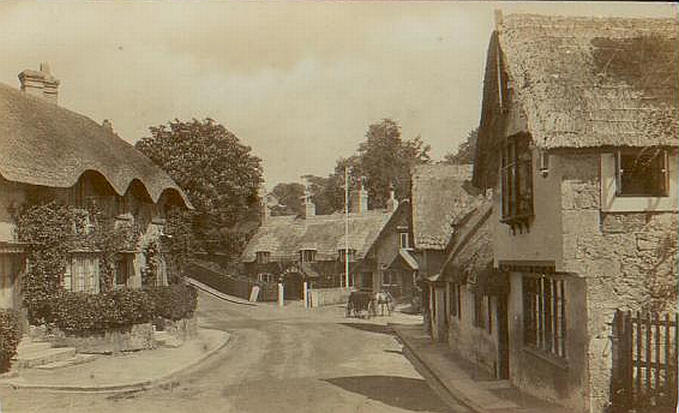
[601,152,677,212]
[399,232,409,249]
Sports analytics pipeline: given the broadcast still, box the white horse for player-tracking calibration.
[375,290,394,316]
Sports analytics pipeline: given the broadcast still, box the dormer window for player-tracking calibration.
[500,134,533,233]
[256,251,270,264]
[300,249,316,263]
[615,149,669,197]
[338,248,356,262]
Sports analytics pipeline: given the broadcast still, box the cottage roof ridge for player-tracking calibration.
[0,82,192,208]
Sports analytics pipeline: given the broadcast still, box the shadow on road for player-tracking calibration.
[324,375,450,412]
[339,322,393,336]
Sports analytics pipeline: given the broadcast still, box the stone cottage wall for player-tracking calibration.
[447,286,499,378]
[558,153,678,413]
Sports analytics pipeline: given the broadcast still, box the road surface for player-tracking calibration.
[0,291,461,412]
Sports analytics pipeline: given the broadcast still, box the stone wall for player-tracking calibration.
[558,153,678,413]
[448,286,499,378]
[507,272,590,412]
[48,323,156,354]
[310,287,351,307]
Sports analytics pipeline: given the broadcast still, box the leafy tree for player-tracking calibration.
[135,118,263,259]
[444,127,478,165]
[353,119,431,209]
[283,119,431,214]
[270,182,305,216]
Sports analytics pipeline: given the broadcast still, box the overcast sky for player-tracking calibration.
[0,1,675,188]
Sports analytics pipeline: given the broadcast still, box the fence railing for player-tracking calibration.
[611,309,678,411]
[183,262,278,302]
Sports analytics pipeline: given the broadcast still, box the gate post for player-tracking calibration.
[303,281,309,309]
[278,282,284,307]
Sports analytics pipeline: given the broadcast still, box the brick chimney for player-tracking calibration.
[350,177,369,214]
[385,184,398,213]
[18,63,60,104]
[302,187,315,219]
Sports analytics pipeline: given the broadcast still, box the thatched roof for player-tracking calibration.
[241,210,393,262]
[411,164,484,250]
[441,201,506,294]
[442,201,493,279]
[0,83,191,208]
[501,14,678,149]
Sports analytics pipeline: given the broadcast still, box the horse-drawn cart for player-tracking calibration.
[345,290,375,318]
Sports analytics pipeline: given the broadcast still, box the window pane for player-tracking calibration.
[619,150,666,196]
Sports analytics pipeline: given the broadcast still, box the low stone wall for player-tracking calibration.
[50,323,156,354]
[310,287,351,307]
[159,317,198,344]
[29,316,198,354]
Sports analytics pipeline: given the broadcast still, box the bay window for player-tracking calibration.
[500,134,533,232]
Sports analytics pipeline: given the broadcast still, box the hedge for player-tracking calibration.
[0,309,22,372]
[43,284,197,336]
[145,284,197,321]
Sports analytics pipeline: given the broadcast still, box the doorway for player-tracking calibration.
[497,294,510,379]
[284,273,303,300]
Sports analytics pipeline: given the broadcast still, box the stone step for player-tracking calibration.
[13,347,76,369]
[16,341,52,354]
[34,354,97,370]
[154,331,181,348]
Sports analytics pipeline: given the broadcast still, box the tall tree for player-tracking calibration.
[270,182,305,216]
[135,118,263,259]
[444,127,478,165]
[355,119,431,208]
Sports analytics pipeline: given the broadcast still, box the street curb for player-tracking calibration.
[391,324,486,413]
[1,328,232,394]
[186,278,258,306]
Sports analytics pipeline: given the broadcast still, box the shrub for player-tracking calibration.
[0,310,22,372]
[146,284,198,321]
[40,285,196,336]
[46,289,155,336]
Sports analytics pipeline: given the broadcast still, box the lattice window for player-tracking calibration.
[523,274,566,358]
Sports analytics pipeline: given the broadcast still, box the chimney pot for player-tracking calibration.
[386,185,398,213]
[350,177,369,214]
[301,185,315,219]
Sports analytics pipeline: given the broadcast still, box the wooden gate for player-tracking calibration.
[611,310,678,411]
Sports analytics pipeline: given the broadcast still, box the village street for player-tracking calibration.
[0,292,460,413]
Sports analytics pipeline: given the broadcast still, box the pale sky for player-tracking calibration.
[0,1,675,188]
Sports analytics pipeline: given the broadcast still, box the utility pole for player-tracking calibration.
[344,165,350,290]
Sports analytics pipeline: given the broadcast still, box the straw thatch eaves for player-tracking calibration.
[441,201,506,294]
[0,83,191,208]
[500,14,678,149]
[411,164,484,250]
[241,210,393,263]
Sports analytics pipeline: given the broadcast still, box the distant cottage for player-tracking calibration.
[241,184,398,304]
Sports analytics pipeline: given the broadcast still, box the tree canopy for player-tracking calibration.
[269,118,431,214]
[443,127,478,165]
[135,118,263,259]
[270,182,305,216]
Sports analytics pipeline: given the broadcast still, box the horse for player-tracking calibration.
[346,290,375,319]
[375,290,394,316]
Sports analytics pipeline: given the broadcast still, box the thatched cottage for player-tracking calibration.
[241,185,397,305]
[0,64,192,309]
[473,13,678,412]
[411,164,484,339]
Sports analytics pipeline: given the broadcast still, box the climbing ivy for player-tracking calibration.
[15,200,141,323]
